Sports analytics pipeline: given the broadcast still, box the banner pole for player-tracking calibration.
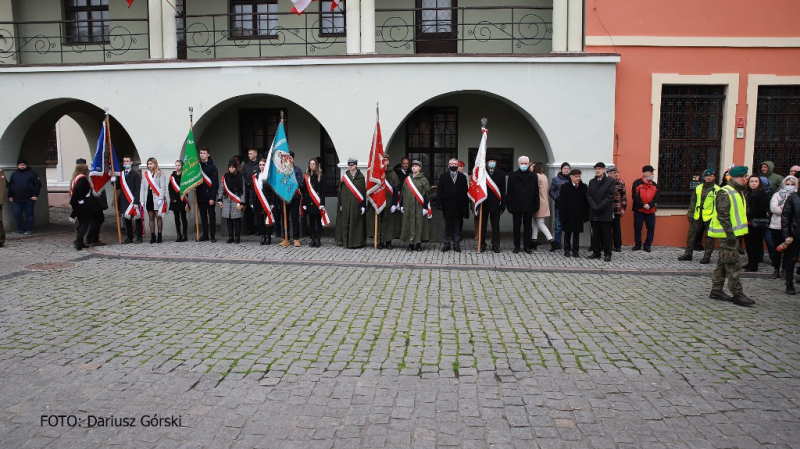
[478,205,483,253]
[105,110,122,244]
[374,208,379,249]
[283,200,288,245]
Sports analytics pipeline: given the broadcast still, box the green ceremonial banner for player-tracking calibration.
[180,128,203,199]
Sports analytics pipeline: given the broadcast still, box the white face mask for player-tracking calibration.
[786,185,797,193]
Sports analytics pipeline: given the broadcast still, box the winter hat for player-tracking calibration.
[569,169,582,176]
[642,165,655,173]
[17,157,27,165]
[594,162,605,169]
[228,159,237,168]
[560,162,571,170]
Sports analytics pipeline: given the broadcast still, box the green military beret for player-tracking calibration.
[729,166,748,177]
[702,168,715,176]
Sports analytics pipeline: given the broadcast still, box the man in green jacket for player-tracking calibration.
[679,168,720,263]
[759,161,783,193]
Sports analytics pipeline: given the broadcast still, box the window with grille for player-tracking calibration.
[320,1,345,36]
[239,109,287,159]
[65,0,109,44]
[320,128,339,196]
[406,107,458,182]
[46,125,59,165]
[753,85,800,176]
[230,0,279,38]
[419,0,454,34]
[657,85,725,207]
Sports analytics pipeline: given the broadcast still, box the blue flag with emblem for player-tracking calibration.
[263,121,299,204]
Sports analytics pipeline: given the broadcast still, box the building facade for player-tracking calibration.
[585,0,800,246]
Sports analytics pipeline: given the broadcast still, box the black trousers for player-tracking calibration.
[745,226,766,269]
[226,218,241,237]
[480,211,502,248]
[256,210,273,237]
[74,209,91,245]
[512,212,533,249]
[563,231,580,251]
[784,239,800,286]
[245,205,256,234]
[288,197,301,239]
[611,215,622,250]
[590,220,613,256]
[173,210,188,236]
[123,216,142,239]
[197,200,216,238]
[87,210,105,243]
[443,216,463,246]
[308,214,322,240]
[771,229,784,270]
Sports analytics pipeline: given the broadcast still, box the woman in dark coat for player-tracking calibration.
[558,169,589,257]
[69,164,92,251]
[253,158,275,246]
[217,159,246,244]
[169,160,189,242]
[303,158,326,248]
[744,175,770,271]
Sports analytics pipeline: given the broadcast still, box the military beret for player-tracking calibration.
[702,168,716,176]
[729,166,748,177]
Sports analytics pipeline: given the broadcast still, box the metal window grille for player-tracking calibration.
[46,125,59,165]
[320,1,346,36]
[406,107,458,182]
[320,127,339,196]
[65,0,109,44]
[753,85,800,176]
[230,0,278,38]
[657,85,725,207]
[239,109,286,158]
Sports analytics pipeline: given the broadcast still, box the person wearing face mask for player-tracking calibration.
[679,169,720,263]
[789,165,800,178]
[587,162,616,261]
[548,162,571,250]
[437,158,469,252]
[769,176,797,280]
[479,154,506,253]
[505,156,539,254]
[708,166,754,306]
[631,165,660,252]
[117,155,143,244]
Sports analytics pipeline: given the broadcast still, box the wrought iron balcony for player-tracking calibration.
[0,18,149,65]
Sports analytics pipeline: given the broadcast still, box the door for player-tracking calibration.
[415,0,457,54]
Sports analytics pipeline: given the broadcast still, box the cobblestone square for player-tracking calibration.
[1,210,798,448]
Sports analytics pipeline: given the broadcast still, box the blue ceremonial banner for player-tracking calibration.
[264,121,299,204]
[88,120,120,194]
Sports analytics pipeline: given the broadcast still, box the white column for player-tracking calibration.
[346,0,361,54]
[567,0,583,52]
[551,0,567,52]
[360,0,375,54]
[148,0,164,59]
[161,0,178,59]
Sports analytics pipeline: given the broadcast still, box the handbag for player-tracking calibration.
[751,218,770,229]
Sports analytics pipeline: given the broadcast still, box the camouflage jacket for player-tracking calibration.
[715,180,746,249]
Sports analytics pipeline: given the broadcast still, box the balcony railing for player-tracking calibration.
[0,18,150,65]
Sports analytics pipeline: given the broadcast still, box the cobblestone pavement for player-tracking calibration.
[1,209,798,448]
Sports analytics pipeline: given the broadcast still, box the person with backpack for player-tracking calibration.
[631,165,660,252]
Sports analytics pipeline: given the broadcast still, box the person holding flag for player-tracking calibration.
[378,155,402,249]
[400,160,432,251]
[303,158,328,247]
[262,117,301,247]
[117,155,142,244]
[69,163,92,251]
[197,147,219,242]
[252,158,276,245]
[336,158,367,248]
[480,154,507,253]
[217,159,246,244]
[140,157,168,244]
[169,160,190,242]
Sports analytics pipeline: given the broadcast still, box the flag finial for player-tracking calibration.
[104,107,109,116]
[376,102,379,120]
[280,110,284,123]
[481,117,488,128]
[189,106,193,124]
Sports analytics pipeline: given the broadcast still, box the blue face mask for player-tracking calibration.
[519,164,529,172]
[488,162,496,169]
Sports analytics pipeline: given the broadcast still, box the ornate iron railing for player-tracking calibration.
[183,10,346,59]
[0,18,149,65]
[375,5,552,54]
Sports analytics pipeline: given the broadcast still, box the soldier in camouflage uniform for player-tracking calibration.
[708,166,755,307]
[679,168,720,263]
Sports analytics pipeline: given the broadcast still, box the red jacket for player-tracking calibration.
[632,178,659,214]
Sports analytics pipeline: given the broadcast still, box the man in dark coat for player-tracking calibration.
[437,158,469,252]
[558,169,589,257]
[7,157,41,235]
[505,155,539,254]
[394,158,411,185]
[242,147,261,235]
[117,155,142,244]
[197,148,219,242]
[587,162,616,261]
[480,154,506,253]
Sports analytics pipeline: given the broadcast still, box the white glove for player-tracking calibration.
[400,207,404,213]
[69,216,76,224]
[320,206,325,211]
[360,207,365,215]
[270,205,275,211]
[390,205,397,213]
[422,209,427,216]
[110,176,116,182]
[302,205,307,210]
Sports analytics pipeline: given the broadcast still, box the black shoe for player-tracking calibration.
[709,290,733,302]
[743,266,758,272]
[524,248,532,254]
[699,256,711,264]
[442,244,451,252]
[786,285,796,295]
[479,244,487,252]
[643,246,651,252]
[678,253,692,261]
[572,250,579,257]
[415,243,422,251]
[157,233,163,243]
[550,241,558,252]
[123,236,133,244]
[603,255,612,262]
[74,242,83,251]
[564,249,571,257]
[377,242,385,249]
[234,236,240,244]
[454,246,461,253]
[632,245,641,251]
[694,244,704,251]
[587,253,602,259]
[149,234,156,244]
[227,236,234,243]
[732,293,755,307]
[771,268,782,279]
[199,235,209,242]
[513,247,520,254]
[261,235,268,246]
[532,242,538,251]
[492,246,500,253]
[408,244,414,251]
[210,237,217,243]
[614,247,622,253]
[135,236,143,244]
[175,234,183,243]
[385,241,393,250]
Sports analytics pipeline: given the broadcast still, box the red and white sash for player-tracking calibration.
[202,170,213,188]
[486,174,502,201]
[145,171,167,216]
[252,174,275,225]
[222,177,243,205]
[305,174,330,226]
[405,176,432,219]
[383,179,394,196]
[342,172,365,203]
[120,171,140,220]
[70,174,87,197]
[170,175,190,211]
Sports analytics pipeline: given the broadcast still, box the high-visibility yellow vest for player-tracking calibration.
[693,184,721,222]
[707,185,749,238]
